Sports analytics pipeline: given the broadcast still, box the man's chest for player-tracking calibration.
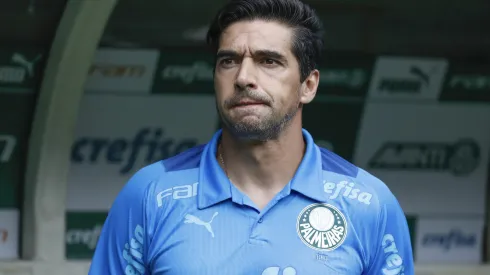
[148,201,365,274]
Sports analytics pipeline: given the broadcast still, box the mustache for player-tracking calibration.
[224,90,272,108]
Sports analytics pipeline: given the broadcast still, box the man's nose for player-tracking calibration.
[235,58,258,90]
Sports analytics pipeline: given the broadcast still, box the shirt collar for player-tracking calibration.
[197,129,325,209]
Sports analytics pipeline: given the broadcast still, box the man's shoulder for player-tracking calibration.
[123,144,206,196]
[348,168,403,229]
[120,161,166,198]
[355,167,399,207]
[318,146,359,178]
[160,144,206,172]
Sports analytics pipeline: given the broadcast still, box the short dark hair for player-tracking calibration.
[206,0,325,82]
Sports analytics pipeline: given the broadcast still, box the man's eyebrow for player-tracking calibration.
[216,50,240,59]
[253,50,287,61]
[216,49,287,60]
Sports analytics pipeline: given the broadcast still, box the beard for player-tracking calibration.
[216,90,301,141]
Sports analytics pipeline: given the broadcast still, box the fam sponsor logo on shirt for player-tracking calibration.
[368,139,480,176]
[71,128,198,174]
[367,57,448,101]
[323,180,372,205]
[0,52,42,85]
[157,182,199,207]
[0,135,16,164]
[296,203,348,252]
[381,233,405,275]
[422,229,477,251]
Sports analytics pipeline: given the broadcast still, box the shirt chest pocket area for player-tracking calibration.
[277,237,364,274]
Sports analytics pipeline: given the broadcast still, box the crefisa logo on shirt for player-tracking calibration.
[296,203,348,251]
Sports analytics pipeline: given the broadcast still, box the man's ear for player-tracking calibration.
[300,69,319,104]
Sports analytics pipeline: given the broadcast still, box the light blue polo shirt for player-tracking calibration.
[89,129,414,275]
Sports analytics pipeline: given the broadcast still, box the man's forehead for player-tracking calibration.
[219,20,293,55]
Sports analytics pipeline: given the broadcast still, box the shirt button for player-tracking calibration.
[258,218,263,223]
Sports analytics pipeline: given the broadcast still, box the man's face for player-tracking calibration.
[214,20,305,141]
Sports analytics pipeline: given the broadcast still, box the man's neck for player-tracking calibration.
[219,121,306,198]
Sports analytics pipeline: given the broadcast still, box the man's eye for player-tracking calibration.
[262,59,278,65]
[220,58,234,65]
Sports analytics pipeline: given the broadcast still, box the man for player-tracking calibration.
[89,0,414,274]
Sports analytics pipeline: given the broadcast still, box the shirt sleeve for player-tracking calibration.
[365,191,415,275]
[88,167,156,275]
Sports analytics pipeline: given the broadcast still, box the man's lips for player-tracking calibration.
[232,100,267,107]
